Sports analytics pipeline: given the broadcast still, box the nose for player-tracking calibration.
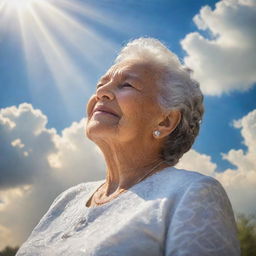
[96,83,115,101]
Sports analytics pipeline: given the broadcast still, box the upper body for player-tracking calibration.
[16,167,240,256]
[17,37,240,255]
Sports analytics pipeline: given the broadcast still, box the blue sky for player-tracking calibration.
[1,0,254,171]
[0,0,256,249]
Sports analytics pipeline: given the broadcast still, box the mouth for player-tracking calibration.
[92,106,120,118]
[93,110,119,117]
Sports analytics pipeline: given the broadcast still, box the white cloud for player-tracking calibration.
[176,149,217,176]
[216,109,256,214]
[0,103,58,189]
[181,0,256,96]
[0,103,256,250]
[178,108,256,215]
[11,139,25,149]
[0,103,105,250]
[47,118,105,186]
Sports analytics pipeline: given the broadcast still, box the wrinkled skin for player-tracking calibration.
[85,58,181,206]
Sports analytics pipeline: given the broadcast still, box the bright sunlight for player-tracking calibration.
[0,0,116,108]
[3,0,39,11]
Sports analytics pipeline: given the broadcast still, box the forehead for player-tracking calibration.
[99,59,158,82]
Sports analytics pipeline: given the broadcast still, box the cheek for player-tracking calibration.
[117,92,142,117]
[125,97,161,128]
[118,95,153,128]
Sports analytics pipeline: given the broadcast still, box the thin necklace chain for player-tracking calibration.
[92,160,168,206]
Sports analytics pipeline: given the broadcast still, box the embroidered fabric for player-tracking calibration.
[16,167,240,256]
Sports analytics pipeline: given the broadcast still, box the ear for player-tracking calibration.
[155,109,181,139]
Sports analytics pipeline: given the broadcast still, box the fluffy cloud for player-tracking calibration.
[0,103,105,250]
[0,103,57,189]
[176,149,217,176]
[216,109,256,214]
[1,103,256,249]
[181,0,256,95]
[178,108,256,214]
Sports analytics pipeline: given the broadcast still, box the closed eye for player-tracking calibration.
[121,83,133,88]
[96,82,134,90]
[96,83,103,89]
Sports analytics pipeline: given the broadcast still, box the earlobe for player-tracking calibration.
[153,130,161,137]
[157,110,181,138]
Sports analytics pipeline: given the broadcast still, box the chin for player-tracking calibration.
[86,120,116,141]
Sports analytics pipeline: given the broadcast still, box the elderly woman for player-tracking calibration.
[16,38,240,256]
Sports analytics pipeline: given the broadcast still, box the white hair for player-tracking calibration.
[115,37,204,166]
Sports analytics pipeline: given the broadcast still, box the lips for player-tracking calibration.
[92,105,119,118]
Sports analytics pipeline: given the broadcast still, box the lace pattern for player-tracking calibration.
[16,167,240,256]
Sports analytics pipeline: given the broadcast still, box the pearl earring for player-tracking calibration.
[153,130,161,137]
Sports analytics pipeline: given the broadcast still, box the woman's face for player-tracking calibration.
[86,58,165,144]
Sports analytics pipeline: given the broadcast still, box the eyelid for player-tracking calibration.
[96,81,135,90]
[96,83,103,89]
[121,82,133,87]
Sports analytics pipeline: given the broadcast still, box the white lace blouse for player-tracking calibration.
[16,167,240,256]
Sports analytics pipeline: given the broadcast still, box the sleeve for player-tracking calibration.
[164,176,240,256]
[16,183,87,255]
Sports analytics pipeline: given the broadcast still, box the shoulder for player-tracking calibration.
[154,166,223,198]
[162,166,214,183]
[164,167,231,211]
[175,170,232,214]
[17,180,104,254]
[172,167,229,205]
[31,180,103,233]
[171,167,226,196]
[155,167,237,225]
[163,168,240,255]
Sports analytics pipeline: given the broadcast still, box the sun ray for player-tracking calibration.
[52,0,120,31]
[5,0,89,115]
[0,1,6,12]
[54,0,137,35]
[1,0,122,117]
[37,0,118,69]
[28,7,88,93]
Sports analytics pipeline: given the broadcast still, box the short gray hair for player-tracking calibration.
[115,37,204,166]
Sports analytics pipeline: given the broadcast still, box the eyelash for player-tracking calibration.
[120,83,133,88]
[96,83,133,89]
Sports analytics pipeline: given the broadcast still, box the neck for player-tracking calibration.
[96,138,168,197]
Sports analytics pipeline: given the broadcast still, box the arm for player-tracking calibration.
[164,176,240,256]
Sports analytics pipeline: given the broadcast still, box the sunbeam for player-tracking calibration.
[0,0,119,116]
[38,0,117,69]
[5,0,39,11]
[0,1,5,12]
